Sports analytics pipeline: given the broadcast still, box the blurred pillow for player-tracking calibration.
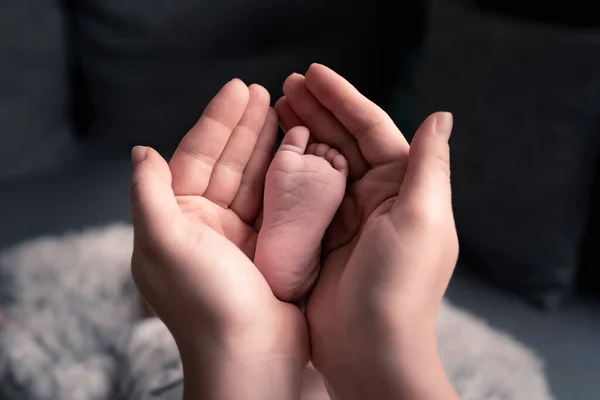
[415,0,600,308]
[71,0,393,157]
[579,170,600,297]
[474,0,600,27]
[0,1,77,181]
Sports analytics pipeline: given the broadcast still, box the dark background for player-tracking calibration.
[0,0,598,399]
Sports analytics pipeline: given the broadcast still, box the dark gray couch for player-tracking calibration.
[1,1,598,399]
[2,161,598,400]
[412,1,600,399]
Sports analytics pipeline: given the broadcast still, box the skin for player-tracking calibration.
[277,64,460,400]
[130,81,308,399]
[255,125,348,302]
[130,64,461,400]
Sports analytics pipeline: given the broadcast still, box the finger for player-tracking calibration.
[203,84,270,207]
[278,126,310,155]
[395,112,453,223]
[130,146,181,245]
[230,108,279,224]
[169,79,250,196]
[274,97,303,132]
[275,97,319,154]
[304,63,409,166]
[282,73,369,179]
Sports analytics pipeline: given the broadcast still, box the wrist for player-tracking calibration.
[177,322,308,400]
[321,322,458,400]
[181,351,304,400]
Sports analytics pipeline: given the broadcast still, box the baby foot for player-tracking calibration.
[255,126,348,302]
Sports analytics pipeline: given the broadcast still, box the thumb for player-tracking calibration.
[396,112,453,220]
[130,146,180,238]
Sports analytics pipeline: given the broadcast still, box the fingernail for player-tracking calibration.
[228,78,247,88]
[307,63,323,73]
[435,112,453,139]
[131,146,148,167]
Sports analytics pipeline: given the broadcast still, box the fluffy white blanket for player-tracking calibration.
[0,224,554,399]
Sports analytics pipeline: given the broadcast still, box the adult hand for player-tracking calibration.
[130,80,307,400]
[276,64,459,399]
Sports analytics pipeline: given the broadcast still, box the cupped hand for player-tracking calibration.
[130,80,307,378]
[276,64,459,397]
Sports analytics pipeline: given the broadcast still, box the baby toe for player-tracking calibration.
[313,143,330,157]
[306,143,319,155]
[324,147,340,162]
[332,154,349,176]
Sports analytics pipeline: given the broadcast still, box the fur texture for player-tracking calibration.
[0,224,553,399]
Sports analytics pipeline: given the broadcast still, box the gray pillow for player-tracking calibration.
[415,0,600,308]
[580,173,600,297]
[0,1,77,182]
[72,0,392,157]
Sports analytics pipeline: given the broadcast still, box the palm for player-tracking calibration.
[157,81,294,317]
[131,80,314,341]
[131,80,313,375]
[275,64,415,367]
[176,194,257,257]
[324,161,405,253]
[308,163,407,364]
[171,191,300,334]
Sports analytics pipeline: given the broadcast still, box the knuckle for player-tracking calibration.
[431,150,451,179]
[130,173,144,203]
[135,225,183,268]
[401,200,447,229]
[130,169,153,207]
[353,115,386,142]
